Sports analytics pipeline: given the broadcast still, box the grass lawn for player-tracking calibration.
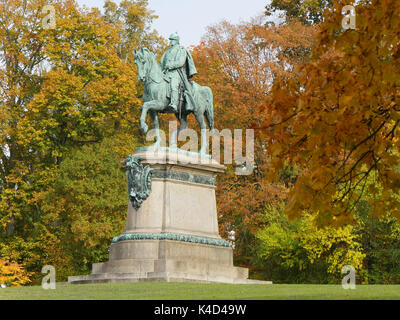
[1,282,400,300]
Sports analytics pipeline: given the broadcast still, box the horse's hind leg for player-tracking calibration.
[170,112,189,149]
[195,112,208,155]
[178,113,188,135]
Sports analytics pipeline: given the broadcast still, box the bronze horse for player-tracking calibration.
[134,48,214,154]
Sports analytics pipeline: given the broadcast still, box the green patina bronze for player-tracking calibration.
[123,155,153,210]
[160,32,198,113]
[112,232,232,247]
[123,151,216,210]
[134,33,215,154]
[152,169,216,186]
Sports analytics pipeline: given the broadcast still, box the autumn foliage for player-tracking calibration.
[1,0,400,285]
[0,0,158,283]
[190,17,317,267]
[0,259,31,286]
[260,0,400,225]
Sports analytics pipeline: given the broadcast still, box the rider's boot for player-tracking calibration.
[169,90,179,112]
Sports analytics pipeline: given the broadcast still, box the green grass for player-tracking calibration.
[1,282,400,300]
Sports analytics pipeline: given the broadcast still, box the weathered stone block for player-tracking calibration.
[68,149,272,285]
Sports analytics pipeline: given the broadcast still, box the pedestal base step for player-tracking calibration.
[68,258,272,285]
[68,239,273,285]
[68,271,272,285]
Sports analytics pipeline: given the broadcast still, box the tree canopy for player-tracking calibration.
[1,0,400,285]
[0,0,159,282]
[259,0,400,225]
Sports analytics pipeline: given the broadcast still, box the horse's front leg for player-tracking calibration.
[149,110,161,149]
[139,102,150,134]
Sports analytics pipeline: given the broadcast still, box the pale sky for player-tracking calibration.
[76,0,268,47]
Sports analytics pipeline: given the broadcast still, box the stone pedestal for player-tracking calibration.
[68,148,271,284]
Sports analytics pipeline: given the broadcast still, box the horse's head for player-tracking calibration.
[134,48,154,83]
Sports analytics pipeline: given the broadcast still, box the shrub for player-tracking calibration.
[0,259,32,287]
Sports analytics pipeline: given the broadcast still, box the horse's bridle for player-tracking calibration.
[143,51,162,84]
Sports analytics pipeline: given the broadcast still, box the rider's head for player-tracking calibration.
[169,32,180,47]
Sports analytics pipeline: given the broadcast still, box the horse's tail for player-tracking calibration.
[204,86,214,130]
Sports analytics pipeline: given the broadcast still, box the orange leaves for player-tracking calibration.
[192,19,316,254]
[259,0,400,224]
[271,142,283,157]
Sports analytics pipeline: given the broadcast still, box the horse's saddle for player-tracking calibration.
[163,73,195,112]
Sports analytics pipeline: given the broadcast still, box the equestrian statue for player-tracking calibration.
[134,32,214,154]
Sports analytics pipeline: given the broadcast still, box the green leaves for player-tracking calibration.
[0,0,158,283]
[266,0,333,25]
[256,206,366,283]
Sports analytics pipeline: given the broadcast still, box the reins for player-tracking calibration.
[144,52,162,85]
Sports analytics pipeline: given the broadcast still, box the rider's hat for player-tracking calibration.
[169,32,180,41]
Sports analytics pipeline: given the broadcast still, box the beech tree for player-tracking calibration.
[266,0,333,25]
[259,0,400,225]
[192,17,317,268]
[0,0,158,283]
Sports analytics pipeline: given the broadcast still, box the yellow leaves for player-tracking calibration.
[390,109,400,121]
[256,207,366,279]
[300,215,365,275]
[0,259,32,287]
[0,0,163,283]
